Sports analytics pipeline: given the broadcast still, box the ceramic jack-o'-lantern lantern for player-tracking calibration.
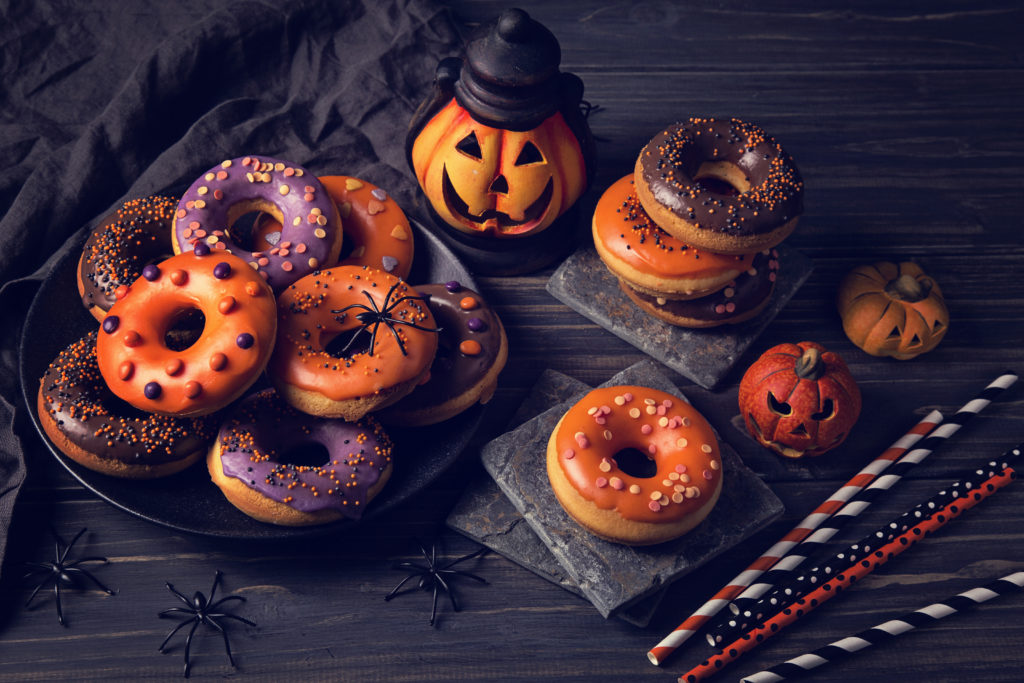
[739,342,862,459]
[407,8,594,274]
[837,261,949,360]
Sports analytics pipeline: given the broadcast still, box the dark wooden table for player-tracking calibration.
[2,1,1023,681]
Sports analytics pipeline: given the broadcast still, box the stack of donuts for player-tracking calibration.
[39,156,508,526]
[592,118,802,328]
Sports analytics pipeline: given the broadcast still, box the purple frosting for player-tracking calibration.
[175,156,339,291]
[216,390,393,519]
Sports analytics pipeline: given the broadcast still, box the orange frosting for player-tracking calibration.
[271,266,438,401]
[552,385,722,525]
[593,175,752,278]
[95,249,277,416]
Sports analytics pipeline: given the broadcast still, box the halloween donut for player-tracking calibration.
[37,332,217,478]
[254,175,415,279]
[547,385,723,546]
[95,246,277,417]
[380,281,508,426]
[77,196,178,321]
[208,389,394,526]
[634,118,803,255]
[593,175,756,299]
[270,265,439,421]
[172,156,343,290]
[619,249,779,328]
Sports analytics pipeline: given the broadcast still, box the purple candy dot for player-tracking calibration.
[193,242,211,257]
[467,317,486,332]
[445,281,461,292]
[102,316,120,334]
[236,332,255,349]
[213,262,232,279]
[142,264,160,281]
[144,382,162,399]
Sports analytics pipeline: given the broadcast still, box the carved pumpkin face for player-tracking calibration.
[411,98,586,238]
[837,261,948,360]
[738,342,861,459]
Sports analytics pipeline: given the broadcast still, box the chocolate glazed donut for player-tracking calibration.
[77,196,178,321]
[635,118,803,254]
[37,332,217,479]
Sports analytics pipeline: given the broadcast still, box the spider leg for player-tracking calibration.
[442,546,489,570]
[63,566,115,595]
[207,612,256,627]
[392,561,430,573]
[429,582,440,626]
[438,568,488,585]
[23,561,54,574]
[207,595,245,611]
[159,617,193,651]
[208,570,223,604]
[166,582,193,608]
[384,573,424,601]
[386,319,443,333]
[432,572,460,613]
[204,618,238,669]
[337,325,368,357]
[182,620,201,678]
[159,608,194,617]
[332,302,374,315]
[54,580,66,626]
[376,281,401,311]
[24,575,50,607]
[381,317,407,356]
[59,528,88,565]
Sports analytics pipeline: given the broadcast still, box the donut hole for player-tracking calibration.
[322,328,374,360]
[163,307,206,351]
[226,199,285,252]
[693,160,750,196]
[613,448,659,479]
[279,442,331,468]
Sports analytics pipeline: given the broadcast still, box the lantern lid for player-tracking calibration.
[453,8,569,130]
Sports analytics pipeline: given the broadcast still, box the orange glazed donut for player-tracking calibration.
[547,385,723,546]
[255,176,415,279]
[592,174,755,299]
[270,265,439,421]
[95,245,277,416]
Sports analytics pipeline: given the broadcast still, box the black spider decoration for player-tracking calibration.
[22,527,114,626]
[331,280,441,357]
[385,540,488,626]
[158,570,255,678]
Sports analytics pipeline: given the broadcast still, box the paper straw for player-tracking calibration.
[709,371,1018,646]
[646,410,943,666]
[678,446,1020,683]
[716,447,1022,640]
[742,570,1024,683]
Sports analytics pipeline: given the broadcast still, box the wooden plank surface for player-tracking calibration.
[3,1,1024,681]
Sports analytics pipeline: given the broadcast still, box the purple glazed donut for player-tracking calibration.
[172,156,344,290]
[207,388,394,526]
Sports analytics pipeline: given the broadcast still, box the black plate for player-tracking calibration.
[19,220,483,539]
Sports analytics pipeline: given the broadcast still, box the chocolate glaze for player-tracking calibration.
[390,282,504,411]
[78,196,177,313]
[625,249,779,321]
[38,332,216,466]
[639,118,803,236]
[216,389,393,518]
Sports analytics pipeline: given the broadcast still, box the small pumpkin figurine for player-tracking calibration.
[407,8,594,243]
[837,261,948,360]
[739,342,861,459]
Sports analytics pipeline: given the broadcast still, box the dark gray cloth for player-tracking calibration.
[0,0,461,572]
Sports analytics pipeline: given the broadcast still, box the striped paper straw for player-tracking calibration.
[710,371,1018,646]
[646,410,943,666]
[717,447,1022,640]
[743,570,1024,682]
[678,447,1020,683]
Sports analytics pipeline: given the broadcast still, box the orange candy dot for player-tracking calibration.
[169,270,188,286]
[218,295,236,314]
[209,353,228,371]
[459,340,482,356]
[165,358,183,376]
[118,361,134,380]
[122,330,142,347]
[245,281,262,297]
[459,296,478,310]
[114,285,129,300]
[184,381,203,399]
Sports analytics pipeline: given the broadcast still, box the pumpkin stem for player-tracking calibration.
[885,273,931,302]
[795,347,826,380]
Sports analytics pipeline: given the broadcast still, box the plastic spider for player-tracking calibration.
[384,540,488,626]
[331,280,440,357]
[158,570,255,678]
[22,527,114,626]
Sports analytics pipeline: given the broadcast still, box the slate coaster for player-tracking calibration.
[475,360,785,618]
[545,243,813,390]
[447,369,665,627]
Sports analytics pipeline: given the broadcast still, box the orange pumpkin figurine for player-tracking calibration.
[738,342,861,459]
[406,8,594,273]
[837,261,949,360]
